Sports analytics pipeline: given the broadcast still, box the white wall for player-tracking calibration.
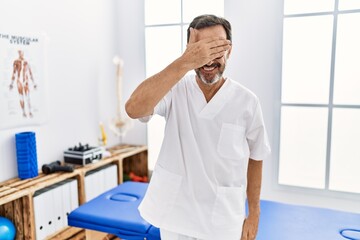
[115,0,147,145]
[0,0,141,182]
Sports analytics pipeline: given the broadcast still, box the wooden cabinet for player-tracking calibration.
[0,145,148,240]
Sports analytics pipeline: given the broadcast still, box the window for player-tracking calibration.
[144,0,224,170]
[279,0,360,194]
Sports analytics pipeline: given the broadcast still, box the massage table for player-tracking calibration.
[68,181,160,240]
[68,181,360,240]
[256,200,360,240]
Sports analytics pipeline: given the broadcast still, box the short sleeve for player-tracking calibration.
[246,100,271,161]
[138,90,172,123]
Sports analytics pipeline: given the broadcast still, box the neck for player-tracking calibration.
[196,77,226,102]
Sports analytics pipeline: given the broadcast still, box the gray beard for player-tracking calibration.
[197,71,222,86]
[196,57,227,86]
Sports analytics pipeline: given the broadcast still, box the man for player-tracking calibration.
[126,15,271,240]
[9,50,37,118]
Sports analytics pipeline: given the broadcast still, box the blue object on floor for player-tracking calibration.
[68,181,160,240]
[0,216,16,240]
[257,200,360,240]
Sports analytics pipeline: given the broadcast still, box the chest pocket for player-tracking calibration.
[217,123,247,160]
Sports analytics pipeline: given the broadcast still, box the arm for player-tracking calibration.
[9,61,17,89]
[241,159,263,240]
[125,28,231,119]
[125,57,189,119]
[27,64,37,88]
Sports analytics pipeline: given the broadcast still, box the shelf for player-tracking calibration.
[0,144,148,240]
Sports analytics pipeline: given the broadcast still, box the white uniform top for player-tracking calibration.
[138,74,271,240]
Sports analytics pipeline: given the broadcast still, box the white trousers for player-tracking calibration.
[160,229,202,240]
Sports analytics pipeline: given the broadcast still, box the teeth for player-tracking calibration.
[203,66,215,71]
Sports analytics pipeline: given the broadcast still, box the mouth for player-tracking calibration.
[201,63,220,73]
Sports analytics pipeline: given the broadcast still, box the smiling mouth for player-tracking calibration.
[202,63,220,72]
[203,66,216,72]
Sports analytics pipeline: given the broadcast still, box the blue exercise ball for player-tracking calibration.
[0,217,16,240]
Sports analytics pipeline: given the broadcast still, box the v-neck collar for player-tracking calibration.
[192,77,233,119]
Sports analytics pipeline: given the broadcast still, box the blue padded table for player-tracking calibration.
[68,181,360,240]
[68,181,160,240]
[257,200,360,240]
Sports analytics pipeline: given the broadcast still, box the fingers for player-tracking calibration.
[204,38,231,58]
[241,218,256,240]
[206,37,231,46]
[242,231,255,240]
[207,46,230,64]
[210,44,230,57]
[188,27,197,44]
[183,32,232,69]
[241,219,247,240]
[209,39,231,50]
[189,29,231,48]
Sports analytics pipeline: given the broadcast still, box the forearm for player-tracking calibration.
[9,74,15,87]
[126,30,231,119]
[11,71,16,82]
[29,70,35,83]
[125,57,190,119]
[246,159,263,217]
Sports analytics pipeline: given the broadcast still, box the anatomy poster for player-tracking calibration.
[0,32,47,129]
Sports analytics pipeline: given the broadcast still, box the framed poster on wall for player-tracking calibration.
[0,32,48,129]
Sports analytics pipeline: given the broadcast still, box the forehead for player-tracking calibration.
[196,25,227,41]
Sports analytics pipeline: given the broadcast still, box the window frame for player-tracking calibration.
[277,0,360,198]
